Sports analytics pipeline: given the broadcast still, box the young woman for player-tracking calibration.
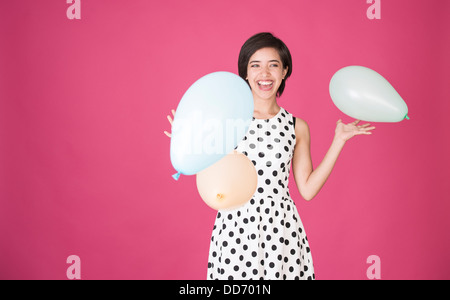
[165,32,375,280]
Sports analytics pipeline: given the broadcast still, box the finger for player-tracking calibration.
[167,115,173,125]
[359,126,376,131]
[164,131,171,138]
[352,120,361,125]
[171,109,176,117]
[358,123,371,128]
[354,131,372,135]
[336,119,342,124]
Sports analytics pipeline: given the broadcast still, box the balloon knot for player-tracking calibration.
[216,193,224,201]
[172,172,181,181]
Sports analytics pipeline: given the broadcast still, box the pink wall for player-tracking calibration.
[1,0,449,279]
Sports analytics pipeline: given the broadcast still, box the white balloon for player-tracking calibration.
[329,66,409,122]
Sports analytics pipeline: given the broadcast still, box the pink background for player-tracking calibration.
[1,0,449,280]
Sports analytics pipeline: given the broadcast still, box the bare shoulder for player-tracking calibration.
[293,116,310,140]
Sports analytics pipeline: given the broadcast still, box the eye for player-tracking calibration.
[270,63,279,68]
[250,64,260,68]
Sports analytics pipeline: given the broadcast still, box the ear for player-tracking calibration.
[282,66,288,79]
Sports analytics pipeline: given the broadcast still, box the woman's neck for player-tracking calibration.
[253,98,280,119]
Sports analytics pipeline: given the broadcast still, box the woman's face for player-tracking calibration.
[246,47,288,102]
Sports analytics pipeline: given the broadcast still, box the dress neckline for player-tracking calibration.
[253,107,283,121]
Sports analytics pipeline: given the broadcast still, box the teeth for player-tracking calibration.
[258,81,273,86]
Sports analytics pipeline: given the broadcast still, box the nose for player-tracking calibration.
[261,65,271,77]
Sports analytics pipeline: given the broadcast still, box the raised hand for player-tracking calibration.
[335,119,375,142]
[163,109,176,138]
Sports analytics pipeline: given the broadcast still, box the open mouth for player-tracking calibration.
[257,80,274,91]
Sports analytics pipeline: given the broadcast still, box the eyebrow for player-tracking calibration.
[249,59,281,64]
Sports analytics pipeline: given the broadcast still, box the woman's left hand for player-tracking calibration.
[335,119,375,142]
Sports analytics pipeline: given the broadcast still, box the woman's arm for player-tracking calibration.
[292,118,374,201]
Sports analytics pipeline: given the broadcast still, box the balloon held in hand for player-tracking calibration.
[329,66,409,122]
[196,151,257,210]
[170,72,253,179]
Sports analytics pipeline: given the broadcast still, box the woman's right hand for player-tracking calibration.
[163,109,176,138]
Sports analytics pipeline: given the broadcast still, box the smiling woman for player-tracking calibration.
[238,32,292,99]
[207,32,316,280]
[204,32,375,280]
[246,48,287,106]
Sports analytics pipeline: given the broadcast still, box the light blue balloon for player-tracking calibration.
[329,66,409,122]
[170,72,254,180]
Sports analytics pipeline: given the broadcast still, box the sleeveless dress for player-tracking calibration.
[207,107,315,280]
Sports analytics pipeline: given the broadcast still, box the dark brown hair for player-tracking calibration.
[238,32,293,97]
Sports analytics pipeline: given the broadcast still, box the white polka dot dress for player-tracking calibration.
[207,107,315,280]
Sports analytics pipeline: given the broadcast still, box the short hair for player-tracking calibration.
[238,32,293,97]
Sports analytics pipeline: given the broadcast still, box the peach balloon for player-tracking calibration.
[196,151,257,210]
